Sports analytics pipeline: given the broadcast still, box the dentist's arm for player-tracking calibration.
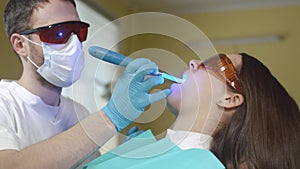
[0,110,116,169]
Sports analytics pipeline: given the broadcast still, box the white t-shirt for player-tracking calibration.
[0,80,90,150]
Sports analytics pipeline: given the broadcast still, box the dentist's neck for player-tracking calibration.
[18,71,62,107]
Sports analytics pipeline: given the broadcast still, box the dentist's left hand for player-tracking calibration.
[103,58,171,132]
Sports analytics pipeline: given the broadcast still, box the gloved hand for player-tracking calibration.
[103,58,171,131]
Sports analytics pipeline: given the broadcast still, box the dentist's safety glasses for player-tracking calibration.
[200,54,243,94]
[19,21,90,44]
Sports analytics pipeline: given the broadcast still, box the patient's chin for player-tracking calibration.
[167,83,183,115]
[167,92,180,110]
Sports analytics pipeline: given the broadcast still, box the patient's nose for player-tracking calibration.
[189,60,202,70]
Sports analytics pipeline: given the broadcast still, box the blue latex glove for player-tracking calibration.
[103,58,171,131]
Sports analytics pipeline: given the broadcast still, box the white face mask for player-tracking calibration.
[23,35,85,87]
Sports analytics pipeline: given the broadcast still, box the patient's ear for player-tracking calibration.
[217,93,244,109]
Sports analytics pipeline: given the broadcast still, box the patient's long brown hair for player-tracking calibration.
[210,53,300,169]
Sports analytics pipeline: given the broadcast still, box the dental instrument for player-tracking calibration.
[88,46,185,83]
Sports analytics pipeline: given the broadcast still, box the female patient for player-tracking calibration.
[166,53,300,169]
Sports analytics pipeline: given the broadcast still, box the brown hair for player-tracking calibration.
[210,53,300,169]
[4,0,76,38]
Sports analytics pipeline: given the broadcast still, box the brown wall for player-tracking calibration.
[0,0,22,80]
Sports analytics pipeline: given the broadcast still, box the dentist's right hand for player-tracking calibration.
[103,58,171,132]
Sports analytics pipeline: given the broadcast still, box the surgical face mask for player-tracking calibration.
[23,34,85,87]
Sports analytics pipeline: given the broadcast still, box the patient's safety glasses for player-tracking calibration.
[19,21,90,44]
[200,54,243,93]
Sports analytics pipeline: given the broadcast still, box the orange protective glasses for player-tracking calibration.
[200,54,243,94]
